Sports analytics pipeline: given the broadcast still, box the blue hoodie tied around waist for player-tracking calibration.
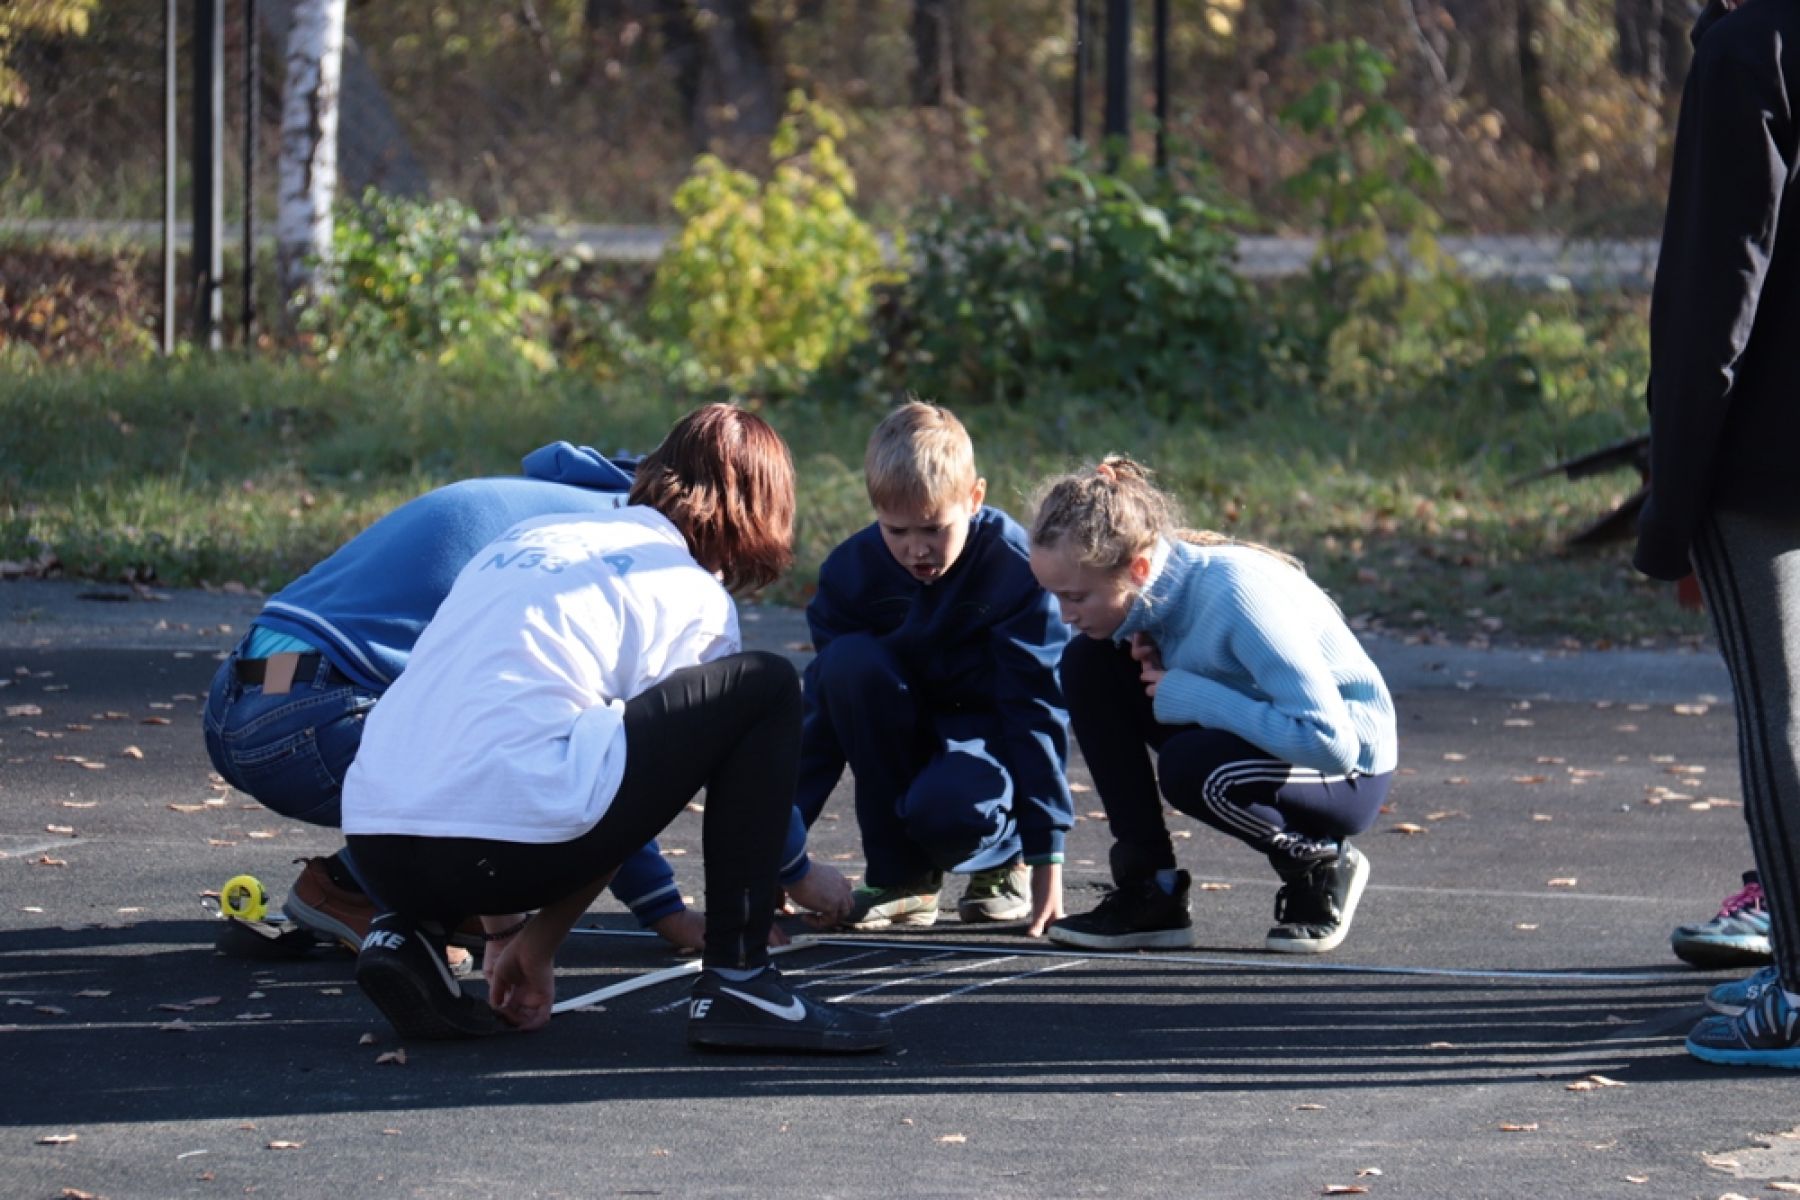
[252,442,637,691]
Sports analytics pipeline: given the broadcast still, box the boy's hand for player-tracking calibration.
[786,861,855,924]
[1024,862,1064,938]
[1131,633,1167,698]
[649,909,705,955]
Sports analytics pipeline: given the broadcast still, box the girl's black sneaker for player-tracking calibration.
[1045,871,1195,950]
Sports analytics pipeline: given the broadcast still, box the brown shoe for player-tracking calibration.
[285,857,484,953]
[285,857,376,950]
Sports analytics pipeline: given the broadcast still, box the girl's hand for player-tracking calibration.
[1130,632,1166,698]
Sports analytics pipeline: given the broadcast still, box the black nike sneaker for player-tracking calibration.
[354,913,504,1040]
[686,966,894,1053]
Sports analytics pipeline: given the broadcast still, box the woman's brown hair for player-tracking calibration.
[628,404,796,593]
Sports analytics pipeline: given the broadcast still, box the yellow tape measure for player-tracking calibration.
[219,874,268,922]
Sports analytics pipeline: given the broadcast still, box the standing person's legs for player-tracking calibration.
[1687,511,1800,1066]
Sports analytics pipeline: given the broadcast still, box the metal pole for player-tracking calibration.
[1073,0,1087,146]
[242,0,258,347]
[1153,0,1168,171]
[1103,0,1131,168]
[192,0,224,350]
[163,0,178,355]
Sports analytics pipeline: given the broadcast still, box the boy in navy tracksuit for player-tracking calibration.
[203,443,705,957]
[792,401,1073,933]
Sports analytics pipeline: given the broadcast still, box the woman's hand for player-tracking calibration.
[485,922,559,1032]
[1024,862,1065,938]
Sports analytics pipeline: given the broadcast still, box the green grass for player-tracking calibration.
[0,349,1707,648]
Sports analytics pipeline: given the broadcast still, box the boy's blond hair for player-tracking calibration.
[864,400,978,513]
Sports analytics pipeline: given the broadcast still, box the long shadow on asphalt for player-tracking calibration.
[0,918,1725,1127]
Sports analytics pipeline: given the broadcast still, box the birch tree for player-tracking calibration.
[278,0,345,314]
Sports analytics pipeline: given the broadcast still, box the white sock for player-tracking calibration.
[712,965,766,983]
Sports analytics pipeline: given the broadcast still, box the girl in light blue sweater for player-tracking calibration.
[1028,457,1397,955]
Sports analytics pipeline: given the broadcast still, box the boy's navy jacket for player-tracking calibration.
[1636,0,1800,580]
[797,506,1075,863]
[253,442,635,691]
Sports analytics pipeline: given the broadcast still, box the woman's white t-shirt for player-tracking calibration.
[341,507,740,844]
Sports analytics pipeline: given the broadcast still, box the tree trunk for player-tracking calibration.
[694,0,781,149]
[1515,0,1556,165]
[276,0,343,314]
[262,0,426,202]
[910,0,965,107]
[1254,0,1314,85]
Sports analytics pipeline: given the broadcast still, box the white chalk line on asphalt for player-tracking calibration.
[568,926,1693,986]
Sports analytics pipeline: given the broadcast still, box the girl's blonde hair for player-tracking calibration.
[1029,455,1302,574]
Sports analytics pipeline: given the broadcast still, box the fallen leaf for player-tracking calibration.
[1512,775,1549,785]
[1085,811,1107,820]
[1322,1188,1370,1196]
[266,1140,304,1150]
[31,855,67,868]
[1197,882,1231,892]
[35,1005,68,1016]
[45,825,74,836]
[1673,704,1710,716]
[1504,718,1535,727]
[376,1049,407,1065]
[121,746,144,759]
[1515,923,1540,931]
[1442,752,1467,762]
[167,803,205,813]
[5,704,43,717]
[141,716,172,726]
[246,830,279,840]
[1767,1184,1800,1195]
[1547,877,1578,887]
[59,801,96,809]
[35,1133,78,1145]
[1355,1169,1383,1178]
[359,1032,377,1045]
[1499,1122,1540,1133]
[1294,1103,1326,1111]
[1623,1177,1649,1186]
[1392,822,1427,835]
[937,1134,968,1144]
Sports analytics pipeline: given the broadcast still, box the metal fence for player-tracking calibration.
[0,1,1681,302]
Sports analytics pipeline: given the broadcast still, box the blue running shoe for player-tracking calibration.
[1686,981,1800,1070]
[1707,965,1781,1017]
[1671,872,1772,968]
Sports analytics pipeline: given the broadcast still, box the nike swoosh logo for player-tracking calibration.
[719,986,807,1022]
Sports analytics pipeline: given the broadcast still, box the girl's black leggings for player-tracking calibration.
[1062,635,1390,883]
[348,650,800,971]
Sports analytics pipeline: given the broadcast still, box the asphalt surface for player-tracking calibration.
[1,580,1794,1200]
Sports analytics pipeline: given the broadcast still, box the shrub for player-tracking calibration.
[649,92,893,391]
[846,162,1256,418]
[298,188,554,370]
